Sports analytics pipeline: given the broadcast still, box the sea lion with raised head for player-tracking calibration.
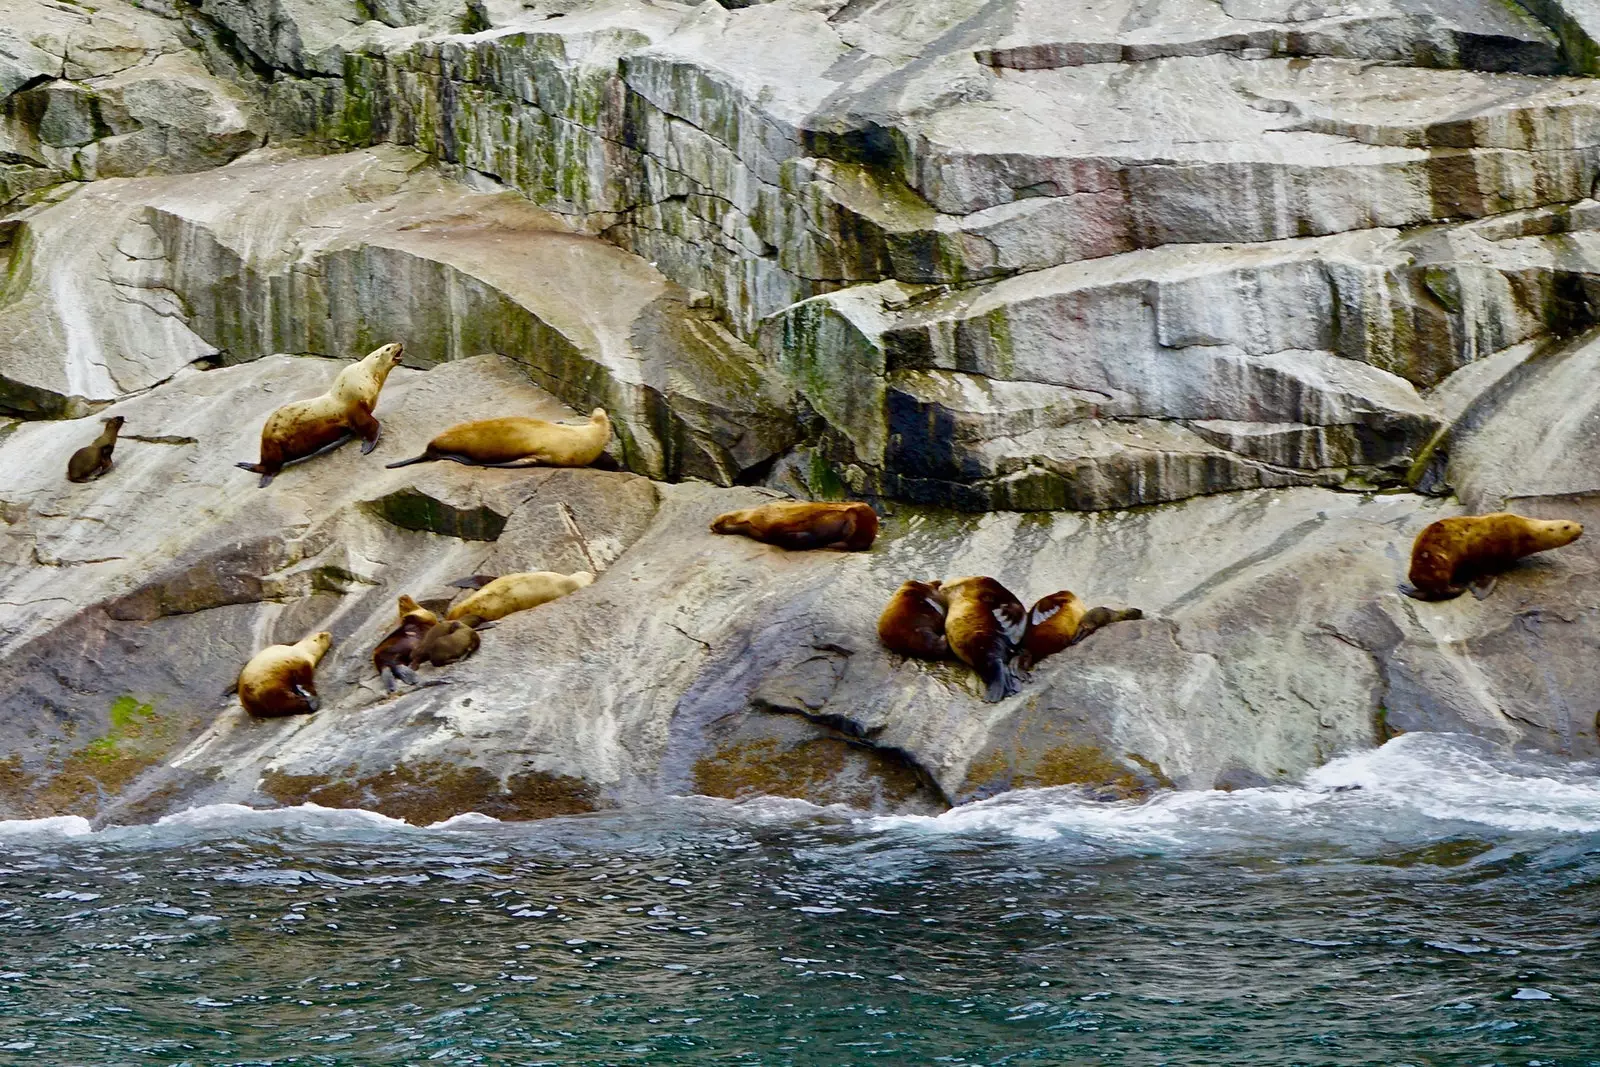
[385,408,611,469]
[237,342,406,487]
[710,500,878,552]
[410,615,492,669]
[878,579,949,660]
[1017,591,1144,672]
[372,595,439,690]
[940,576,1026,703]
[239,630,332,718]
[66,415,125,483]
[1404,513,1583,601]
[446,570,595,623]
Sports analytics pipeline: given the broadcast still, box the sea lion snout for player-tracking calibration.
[103,415,125,431]
[1552,520,1584,546]
[378,342,405,365]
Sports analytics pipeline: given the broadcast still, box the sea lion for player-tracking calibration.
[1017,591,1144,671]
[878,579,949,659]
[1404,513,1584,601]
[940,576,1026,703]
[709,500,879,552]
[237,342,406,487]
[238,630,332,718]
[385,408,611,469]
[445,570,595,623]
[66,416,125,483]
[372,595,439,690]
[410,615,491,669]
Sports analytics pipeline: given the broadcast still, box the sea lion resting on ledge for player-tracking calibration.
[710,500,878,551]
[1404,513,1583,601]
[411,616,491,669]
[237,342,406,488]
[1017,591,1143,672]
[878,579,949,660]
[372,595,439,690]
[239,631,332,718]
[941,575,1026,703]
[66,415,125,483]
[446,570,595,623]
[386,409,611,469]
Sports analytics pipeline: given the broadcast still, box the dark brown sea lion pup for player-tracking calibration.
[238,631,332,718]
[385,408,611,469]
[710,500,879,551]
[1017,591,1144,672]
[411,616,491,669]
[878,579,949,659]
[372,595,439,690]
[941,576,1026,703]
[237,342,405,487]
[66,415,125,483]
[1404,513,1583,601]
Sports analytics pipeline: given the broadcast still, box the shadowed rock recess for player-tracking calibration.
[5,0,1600,823]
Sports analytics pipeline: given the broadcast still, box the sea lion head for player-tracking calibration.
[370,342,405,367]
[103,415,125,433]
[1542,518,1584,548]
[304,631,334,658]
[570,571,596,589]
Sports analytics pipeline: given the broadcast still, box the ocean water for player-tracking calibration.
[2,733,1599,1066]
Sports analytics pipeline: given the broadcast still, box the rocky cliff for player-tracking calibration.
[5,0,1600,825]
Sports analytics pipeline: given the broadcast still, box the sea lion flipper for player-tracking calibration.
[258,472,275,488]
[450,575,498,590]
[293,685,319,713]
[393,663,420,685]
[1470,575,1498,600]
[360,427,381,455]
[385,453,432,469]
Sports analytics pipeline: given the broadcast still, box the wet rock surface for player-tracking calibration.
[5,0,1600,822]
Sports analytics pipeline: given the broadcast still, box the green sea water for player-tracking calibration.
[1,733,1597,1066]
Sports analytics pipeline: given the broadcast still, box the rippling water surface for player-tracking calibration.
[3,733,1600,1065]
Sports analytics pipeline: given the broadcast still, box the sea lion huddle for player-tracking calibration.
[878,576,1144,702]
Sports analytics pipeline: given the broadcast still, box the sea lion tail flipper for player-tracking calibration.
[980,651,1022,703]
[1470,575,1499,601]
[381,667,396,693]
[236,461,264,473]
[450,575,498,590]
[394,663,420,686]
[384,453,432,469]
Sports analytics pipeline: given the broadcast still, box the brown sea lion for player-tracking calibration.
[372,595,439,690]
[878,579,949,660]
[445,570,595,623]
[239,631,332,718]
[1404,513,1583,601]
[237,342,405,487]
[941,576,1026,703]
[410,615,491,669]
[1017,591,1144,672]
[66,416,125,483]
[385,408,611,469]
[710,500,879,551]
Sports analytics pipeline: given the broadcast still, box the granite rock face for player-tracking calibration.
[5,0,1600,823]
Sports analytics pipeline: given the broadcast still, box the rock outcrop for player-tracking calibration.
[5,0,1600,824]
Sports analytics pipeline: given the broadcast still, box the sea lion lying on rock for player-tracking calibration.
[411,616,492,669]
[66,416,125,483]
[237,342,406,487]
[878,579,949,660]
[239,631,332,718]
[446,571,595,623]
[1404,513,1583,601]
[386,409,611,469]
[372,595,439,690]
[940,576,1026,703]
[1017,591,1144,672]
[710,500,878,551]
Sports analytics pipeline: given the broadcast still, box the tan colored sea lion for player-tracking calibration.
[878,579,949,660]
[1405,513,1583,601]
[1017,591,1144,672]
[66,415,125,483]
[445,570,595,623]
[372,595,439,690]
[710,500,879,551]
[410,616,491,669]
[239,630,332,718]
[385,408,611,469]
[940,576,1026,703]
[237,342,406,487]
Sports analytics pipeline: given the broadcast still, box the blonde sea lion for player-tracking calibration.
[709,500,879,552]
[239,631,332,718]
[1404,513,1583,601]
[1017,591,1144,672]
[445,570,595,623]
[372,595,439,690]
[385,408,611,469]
[940,576,1026,703]
[878,579,949,660]
[66,415,125,483]
[237,342,406,487]
[410,615,491,669]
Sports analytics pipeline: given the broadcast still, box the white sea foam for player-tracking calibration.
[0,815,93,838]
